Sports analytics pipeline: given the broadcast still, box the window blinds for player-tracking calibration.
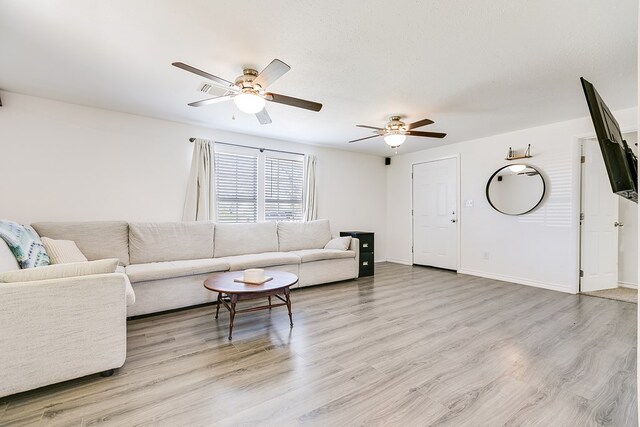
[264,156,304,222]
[214,152,258,223]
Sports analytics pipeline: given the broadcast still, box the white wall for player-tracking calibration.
[0,91,387,261]
[386,107,638,293]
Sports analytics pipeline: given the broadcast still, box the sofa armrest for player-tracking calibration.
[349,238,360,278]
[0,273,129,397]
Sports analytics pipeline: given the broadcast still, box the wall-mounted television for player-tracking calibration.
[580,77,637,203]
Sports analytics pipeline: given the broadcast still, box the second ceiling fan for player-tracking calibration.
[350,116,446,148]
[173,59,322,125]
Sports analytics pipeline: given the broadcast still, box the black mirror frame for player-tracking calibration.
[485,164,546,216]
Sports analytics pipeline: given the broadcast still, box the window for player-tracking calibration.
[214,145,304,223]
[264,156,304,221]
[214,151,258,223]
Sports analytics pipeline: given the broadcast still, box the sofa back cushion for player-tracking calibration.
[129,222,215,264]
[278,219,332,252]
[0,239,20,273]
[31,221,130,266]
[214,222,278,257]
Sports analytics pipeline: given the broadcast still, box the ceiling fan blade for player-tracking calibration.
[254,59,291,89]
[349,134,381,143]
[407,118,435,130]
[356,125,384,130]
[188,95,234,107]
[405,130,447,138]
[265,93,322,112]
[255,108,272,125]
[172,62,238,91]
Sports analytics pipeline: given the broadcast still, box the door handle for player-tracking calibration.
[614,222,624,227]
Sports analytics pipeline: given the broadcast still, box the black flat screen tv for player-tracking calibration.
[580,77,637,203]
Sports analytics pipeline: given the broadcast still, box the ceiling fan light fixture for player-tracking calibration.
[384,132,406,148]
[233,91,266,114]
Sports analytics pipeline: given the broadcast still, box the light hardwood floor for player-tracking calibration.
[1,263,637,426]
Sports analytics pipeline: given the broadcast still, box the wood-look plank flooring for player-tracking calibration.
[1,262,637,426]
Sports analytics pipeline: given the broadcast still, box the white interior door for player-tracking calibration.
[580,139,619,292]
[412,158,458,270]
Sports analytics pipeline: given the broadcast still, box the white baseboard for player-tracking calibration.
[371,261,576,293]
[384,258,412,266]
[618,281,638,289]
[457,268,576,294]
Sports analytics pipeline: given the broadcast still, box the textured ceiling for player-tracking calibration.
[0,0,637,156]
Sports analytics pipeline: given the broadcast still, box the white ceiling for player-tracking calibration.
[0,0,637,156]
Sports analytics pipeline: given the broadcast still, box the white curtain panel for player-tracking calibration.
[182,139,215,221]
[303,154,318,221]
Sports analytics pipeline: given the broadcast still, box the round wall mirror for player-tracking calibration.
[486,164,545,215]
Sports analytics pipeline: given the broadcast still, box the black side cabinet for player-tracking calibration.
[340,231,374,277]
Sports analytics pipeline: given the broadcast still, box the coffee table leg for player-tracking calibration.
[284,287,293,327]
[228,294,238,340]
[215,292,222,319]
[268,296,272,309]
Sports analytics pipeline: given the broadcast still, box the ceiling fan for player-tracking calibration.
[349,116,447,148]
[172,59,323,125]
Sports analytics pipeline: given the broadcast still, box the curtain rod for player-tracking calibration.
[189,138,304,157]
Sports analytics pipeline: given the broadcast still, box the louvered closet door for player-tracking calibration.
[214,151,258,223]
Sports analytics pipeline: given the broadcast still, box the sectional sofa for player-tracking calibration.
[31,219,360,316]
[0,219,359,397]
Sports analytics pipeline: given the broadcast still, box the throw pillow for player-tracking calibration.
[0,220,49,269]
[41,237,88,264]
[324,236,352,251]
[0,258,119,283]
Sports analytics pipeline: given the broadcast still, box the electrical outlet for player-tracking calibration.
[483,251,490,260]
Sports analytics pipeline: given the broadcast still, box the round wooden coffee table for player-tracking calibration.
[203,270,298,340]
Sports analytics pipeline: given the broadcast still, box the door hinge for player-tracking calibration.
[579,213,584,221]
[580,155,585,163]
[411,209,414,216]
[579,270,584,277]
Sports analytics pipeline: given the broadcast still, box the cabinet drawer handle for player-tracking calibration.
[363,261,369,266]
[362,243,369,248]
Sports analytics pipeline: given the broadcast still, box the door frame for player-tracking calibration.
[575,126,637,293]
[411,154,461,271]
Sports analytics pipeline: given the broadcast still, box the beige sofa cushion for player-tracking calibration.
[218,252,301,271]
[32,221,130,266]
[0,239,20,273]
[0,259,119,283]
[292,249,356,263]
[214,222,278,257]
[118,273,136,306]
[129,222,215,264]
[278,220,332,252]
[41,237,88,264]
[324,236,352,251]
[125,258,229,283]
